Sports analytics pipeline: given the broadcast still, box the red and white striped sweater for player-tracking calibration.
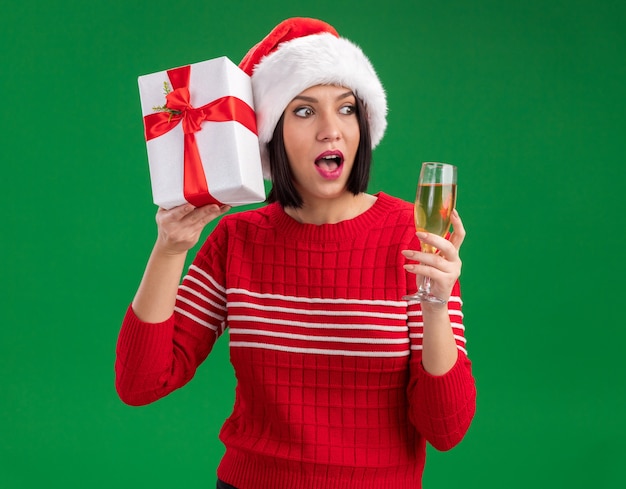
[116,192,476,489]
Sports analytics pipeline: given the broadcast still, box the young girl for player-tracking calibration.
[116,17,476,489]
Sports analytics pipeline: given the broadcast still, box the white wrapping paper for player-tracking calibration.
[138,57,265,209]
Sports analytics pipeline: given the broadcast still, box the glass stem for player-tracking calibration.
[419,276,432,294]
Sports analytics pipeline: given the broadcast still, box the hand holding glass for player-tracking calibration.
[403,162,457,303]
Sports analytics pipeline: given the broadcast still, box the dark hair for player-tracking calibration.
[266,96,372,208]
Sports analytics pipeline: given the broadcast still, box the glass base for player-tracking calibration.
[402,291,447,304]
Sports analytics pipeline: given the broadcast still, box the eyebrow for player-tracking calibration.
[292,90,355,103]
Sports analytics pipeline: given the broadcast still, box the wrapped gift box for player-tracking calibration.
[138,57,266,209]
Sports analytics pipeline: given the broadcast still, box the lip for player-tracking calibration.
[314,150,344,180]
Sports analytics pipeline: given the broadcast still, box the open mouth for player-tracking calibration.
[315,150,344,177]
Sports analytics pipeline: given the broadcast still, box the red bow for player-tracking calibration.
[143,65,257,207]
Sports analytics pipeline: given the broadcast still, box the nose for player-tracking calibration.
[316,111,341,142]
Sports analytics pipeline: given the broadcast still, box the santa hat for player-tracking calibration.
[239,17,387,179]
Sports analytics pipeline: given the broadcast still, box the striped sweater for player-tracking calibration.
[115,192,476,489]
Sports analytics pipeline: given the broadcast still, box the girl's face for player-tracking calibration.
[282,85,360,205]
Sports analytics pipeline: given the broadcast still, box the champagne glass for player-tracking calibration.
[403,162,457,303]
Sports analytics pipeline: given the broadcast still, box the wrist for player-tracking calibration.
[421,300,449,314]
[153,239,190,258]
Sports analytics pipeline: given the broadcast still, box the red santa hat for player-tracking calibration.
[239,17,387,178]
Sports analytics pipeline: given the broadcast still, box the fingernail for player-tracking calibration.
[401,250,414,257]
[416,231,428,239]
[452,209,459,217]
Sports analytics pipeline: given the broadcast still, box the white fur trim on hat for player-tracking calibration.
[250,33,387,179]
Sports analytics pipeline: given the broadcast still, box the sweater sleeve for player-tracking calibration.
[407,350,476,451]
[406,281,477,451]
[115,306,217,406]
[115,221,229,406]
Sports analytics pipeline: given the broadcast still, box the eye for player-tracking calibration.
[294,106,314,118]
[339,104,356,115]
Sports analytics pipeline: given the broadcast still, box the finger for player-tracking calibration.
[189,203,232,227]
[404,261,459,298]
[449,209,466,249]
[157,203,195,222]
[417,250,457,273]
[436,238,460,262]
[156,205,193,229]
[416,231,458,260]
[171,203,196,218]
[403,261,435,276]
[184,203,219,222]
[403,262,451,282]
[205,204,232,221]
[401,249,420,261]
[403,250,456,278]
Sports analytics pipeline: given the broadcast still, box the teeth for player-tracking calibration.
[315,154,342,171]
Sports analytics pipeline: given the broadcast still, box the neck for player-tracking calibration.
[285,192,377,225]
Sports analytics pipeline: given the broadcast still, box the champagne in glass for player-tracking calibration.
[403,162,457,303]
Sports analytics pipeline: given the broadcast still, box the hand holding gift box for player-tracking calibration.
[138,57,266,209]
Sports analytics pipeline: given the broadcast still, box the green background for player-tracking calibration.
[2,0,624,487]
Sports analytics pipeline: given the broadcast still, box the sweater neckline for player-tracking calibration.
[268,192,396,242]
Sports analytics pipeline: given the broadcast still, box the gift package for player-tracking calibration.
[138,57,266,209]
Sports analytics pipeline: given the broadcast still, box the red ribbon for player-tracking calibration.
[143,65,258,207]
